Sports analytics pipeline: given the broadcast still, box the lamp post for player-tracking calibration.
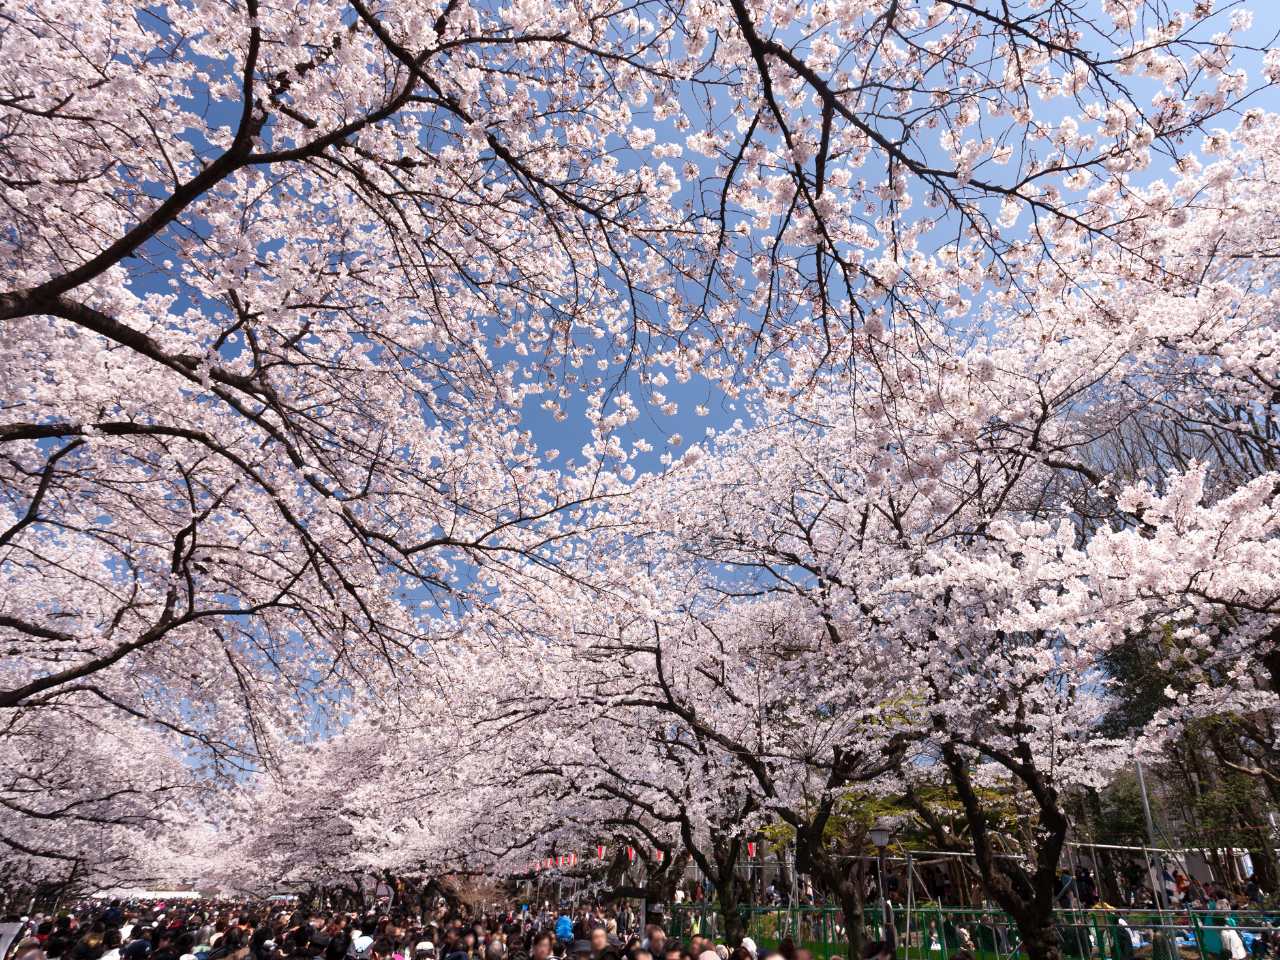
[869,824,891,900]
[869,823,893,941]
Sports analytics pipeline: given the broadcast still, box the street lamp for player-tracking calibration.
[869,824,891,902]
[869,822,893,940]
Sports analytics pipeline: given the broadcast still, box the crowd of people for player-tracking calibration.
[8,882,1280,960]
[0,899,898,960]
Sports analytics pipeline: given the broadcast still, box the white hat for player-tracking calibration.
[416,944,436,955]
[352,936,375,958]
[699,952,719,960]
[741,939,757,959]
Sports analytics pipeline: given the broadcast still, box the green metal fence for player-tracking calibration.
[669,904,1280,960]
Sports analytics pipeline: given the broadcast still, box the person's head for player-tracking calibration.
[739,941,757,960]
[485,944,506,960]
[662,949,681,960]
[590,931,607,956]
[861,943,894,960]
[794,950,812,960]
[572,944,591,960]
[631,950,652,960]
[646,932,665,955]
[530,934,553,960]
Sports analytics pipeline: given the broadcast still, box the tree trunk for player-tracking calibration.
[837,874,867,960]
[1016,915,1064,960]
[940,742,1068,960]
[1248,843,1277,893]
[713,854,748,947]
[803,834,868,960]
[723,901,746,950]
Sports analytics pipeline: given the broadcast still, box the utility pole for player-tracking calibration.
[790,842,799,906]
[1136,758,1167,910]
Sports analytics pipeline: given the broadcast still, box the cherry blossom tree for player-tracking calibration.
[205,98,1280,944]
[1,0,692,871]
[0,700,198,893]
[5,0,1280,900]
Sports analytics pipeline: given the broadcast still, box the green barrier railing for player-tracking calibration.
[669,904,1280,960]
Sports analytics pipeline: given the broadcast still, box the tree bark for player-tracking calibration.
[1016,916,1065,960]
[836,864,868,960]
[939,742,1067,960]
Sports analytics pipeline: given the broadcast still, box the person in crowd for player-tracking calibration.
[47,917,78,960]
[70,921,107,960]
[1222,924,1249,960]
[1246,875,1264,905]
[553,918,572,956]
